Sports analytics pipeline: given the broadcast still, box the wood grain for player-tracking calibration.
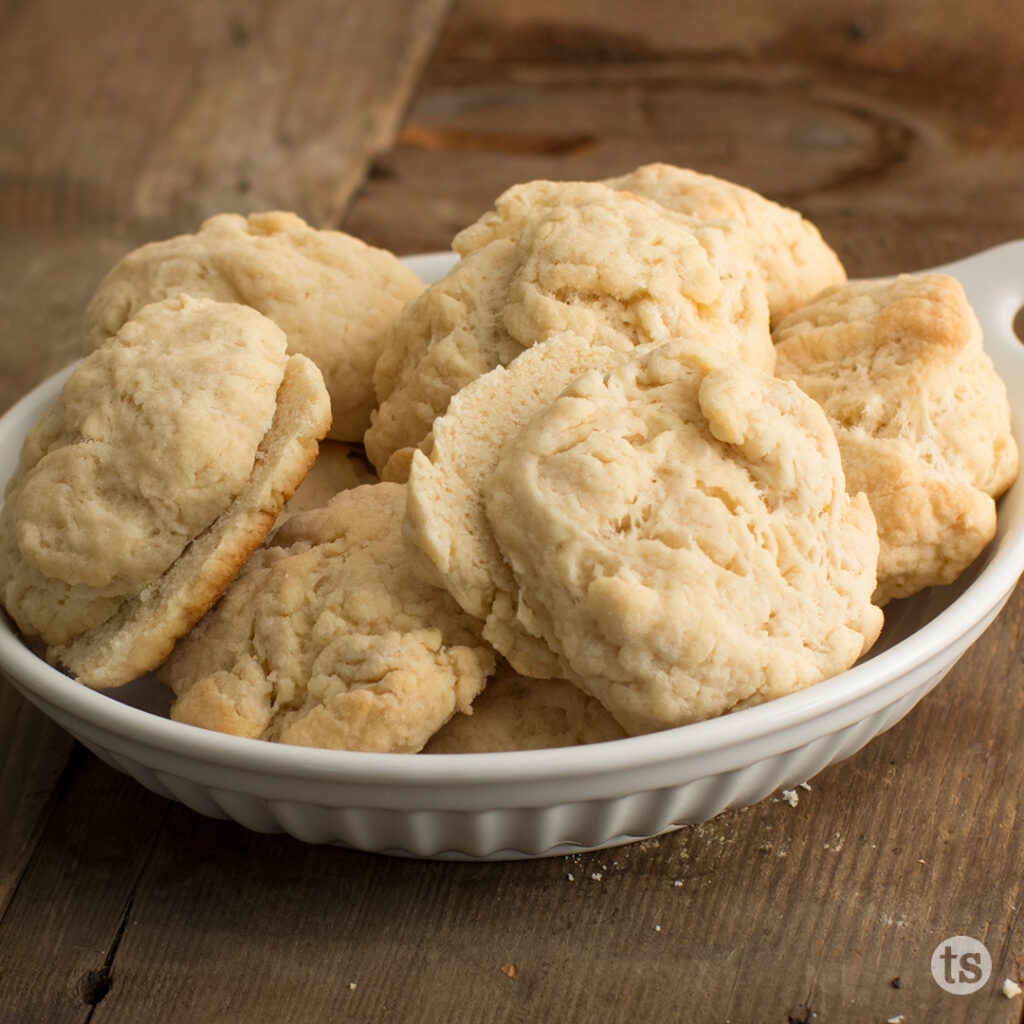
[0,757,169,1024]
[0,0,453,413]
[0,681,76,922]
[0,0,453,232]
[344,0,1024,272]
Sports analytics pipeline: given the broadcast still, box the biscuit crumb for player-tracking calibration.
[567,872,575,881]
[654,924,662,932]
[590,872,603,881]
[781,789,799,808]
[823,832,844,853]
[1003,978,1022,998]
[348,982,357,991]
[672,880,683,887]
[501,964,518,979]
[886,1016,904,1023]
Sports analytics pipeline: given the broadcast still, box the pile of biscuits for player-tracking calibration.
[0,166,1016,754]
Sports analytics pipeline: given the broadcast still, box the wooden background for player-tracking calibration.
[2,1,1024,1021]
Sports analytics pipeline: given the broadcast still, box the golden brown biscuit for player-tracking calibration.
[453,164,846,325]
[2,294,287,645]
[81,211,423,441]
[424,660,627,753]
[160,483,495,753]
[366,182,772,471]
[774,273,1018,603]
[483,341,883,735]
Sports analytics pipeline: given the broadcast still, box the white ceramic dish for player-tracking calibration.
[2,243,1024,861]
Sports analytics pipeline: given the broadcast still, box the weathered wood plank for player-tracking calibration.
[0,682,76,922]
[0,756,169,1024]
[0,0,456,414]
[0,225,138,415]
[344,1,1024,268]
[0,0,454,232]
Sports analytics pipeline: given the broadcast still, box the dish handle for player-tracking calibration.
[936,239,1024,381]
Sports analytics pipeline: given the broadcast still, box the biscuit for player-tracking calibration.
[81,211,424,441]
[1,296,330,687]
[54,352,332,686]
[774,273,1019,603]
[482,340,883,735]
[603,164,846,323]
[1,294,291,650]
[424,660,627,753]
[405,331,628,677]
[453,164,846,325]
[159,483,495,753]
[365,182,772,471]
[277,440,377,522]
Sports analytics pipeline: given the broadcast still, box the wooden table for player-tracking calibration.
[2,2,1023,1021]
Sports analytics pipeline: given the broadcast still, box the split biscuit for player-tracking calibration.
[0,294,331,687]
[81,211,424,441]
[482,340,883,735]
[366,182,772,471]
[774,273,1018,604]
[405,331,628,677]
[160,483,495,753]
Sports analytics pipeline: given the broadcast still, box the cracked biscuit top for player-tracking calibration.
[454,163,846,325]
[405,331,629,678]
[160,483,495,753]
[366,181,772,473]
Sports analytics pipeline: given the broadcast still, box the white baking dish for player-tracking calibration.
[1,242,1023,860]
